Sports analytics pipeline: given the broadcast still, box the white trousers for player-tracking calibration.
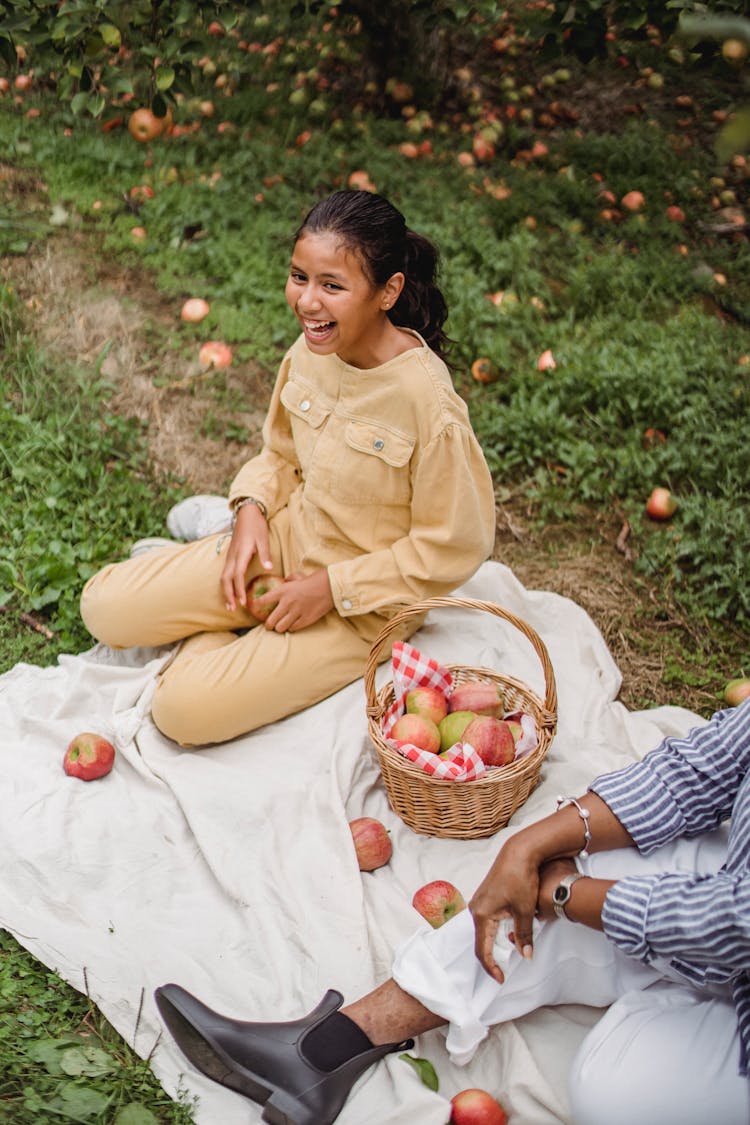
[392,826,750,1124]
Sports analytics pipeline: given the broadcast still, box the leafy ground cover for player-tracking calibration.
[1,1,749,1120]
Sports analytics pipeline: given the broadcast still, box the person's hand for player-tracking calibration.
[469,835,542,984]
[221,503,273,612]
[260,569,334,633]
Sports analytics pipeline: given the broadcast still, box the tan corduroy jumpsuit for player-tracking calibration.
[80,333,496,745]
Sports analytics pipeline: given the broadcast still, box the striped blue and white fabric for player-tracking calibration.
[590,698,750,1075]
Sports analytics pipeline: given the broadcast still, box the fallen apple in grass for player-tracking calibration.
[391,713,441,755]
[199,341,233,369]
[449,680,504,718]
[462,716,516,767]
[406,687,448,726]
[349,817,392,871]
[450,1087,508,1124]
[247,574,285,621]
[412,880,466,928]
[63,733,115,781]
[646,487,677,521]
[181,297,210,323]
[724,678,750,708]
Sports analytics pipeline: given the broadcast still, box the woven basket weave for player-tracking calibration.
[365,596,557,839]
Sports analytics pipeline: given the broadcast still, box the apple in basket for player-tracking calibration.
[349,817,392,871]
[462,716,516,768]
[63,732,115,781]
[450,1087,508,1125]
[412,880,466,928]
[405,686,448,726]
[449,680,504,718]
[438,710,476,753]
[391,713,441,754]
[247,574,285,621]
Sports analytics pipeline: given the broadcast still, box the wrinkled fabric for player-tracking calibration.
[0,562,706,1124]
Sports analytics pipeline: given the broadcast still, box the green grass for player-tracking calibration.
[0,933,197,1125]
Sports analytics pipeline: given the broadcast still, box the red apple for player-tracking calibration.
[349,817,392,871]
[63,732,115,781]
[181,297,210,323]
[471,357,499,384]
[621,190,645,212]
[198,341,233,369]
[462,716,516,767]
[449,680,504,718]
[14,73,32,92]
[537,348,556,371]
[406,687,448,726]
[0,77,10,94]
[724,678,750,708]
[646,487,677,520]
[391,713,441,755]
[247,574,285,621]
[128,107,165,143]
[412,880,466,928]
[450,1087,508,1124]
[438,710,476,752]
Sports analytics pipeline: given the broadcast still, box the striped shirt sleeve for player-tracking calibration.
[601,870,750,982]
[589,700,750,855]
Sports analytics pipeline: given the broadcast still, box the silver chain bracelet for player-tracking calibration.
[555,796,592,859]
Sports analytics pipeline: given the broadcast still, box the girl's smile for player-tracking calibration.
[285,230,409,369]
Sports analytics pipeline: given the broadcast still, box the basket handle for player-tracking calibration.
[364,596,557,724]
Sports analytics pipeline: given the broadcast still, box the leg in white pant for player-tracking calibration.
[391,825,749,1121]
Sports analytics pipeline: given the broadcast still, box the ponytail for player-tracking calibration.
[391,229,449,360]
[295,191,451,362]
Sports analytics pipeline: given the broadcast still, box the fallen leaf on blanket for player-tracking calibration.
[399,1052,439,1092]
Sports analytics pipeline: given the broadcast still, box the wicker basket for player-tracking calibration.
[365,596,557,839]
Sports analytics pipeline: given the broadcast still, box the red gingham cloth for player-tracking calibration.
[382,641,487,782]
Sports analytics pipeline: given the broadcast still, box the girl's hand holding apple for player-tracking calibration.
[262,569,334,633]
[221,502,274,612]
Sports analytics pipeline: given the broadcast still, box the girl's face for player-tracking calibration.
[285,230,403,369]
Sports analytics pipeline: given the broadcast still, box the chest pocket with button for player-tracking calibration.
[336,420,415,506]
[280,380,332,479]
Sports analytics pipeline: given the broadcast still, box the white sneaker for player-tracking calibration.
[130,536,180,558]
[166,494,232,541]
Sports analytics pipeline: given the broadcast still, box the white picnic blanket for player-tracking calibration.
[0,561,703,1124]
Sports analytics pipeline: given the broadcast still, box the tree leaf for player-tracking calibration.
[155,66,175,91]
[99,22,121,48]
[399,1052,439,1091]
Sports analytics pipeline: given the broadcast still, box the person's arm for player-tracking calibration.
[227,351,300,519]
[602,867,750,978]
[469,792,633,981]
[590,701,750,854]
[327,423,496,617]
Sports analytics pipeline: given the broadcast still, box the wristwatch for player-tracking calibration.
[552,872,586,920]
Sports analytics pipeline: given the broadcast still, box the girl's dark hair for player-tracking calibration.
[295,190,450,361]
